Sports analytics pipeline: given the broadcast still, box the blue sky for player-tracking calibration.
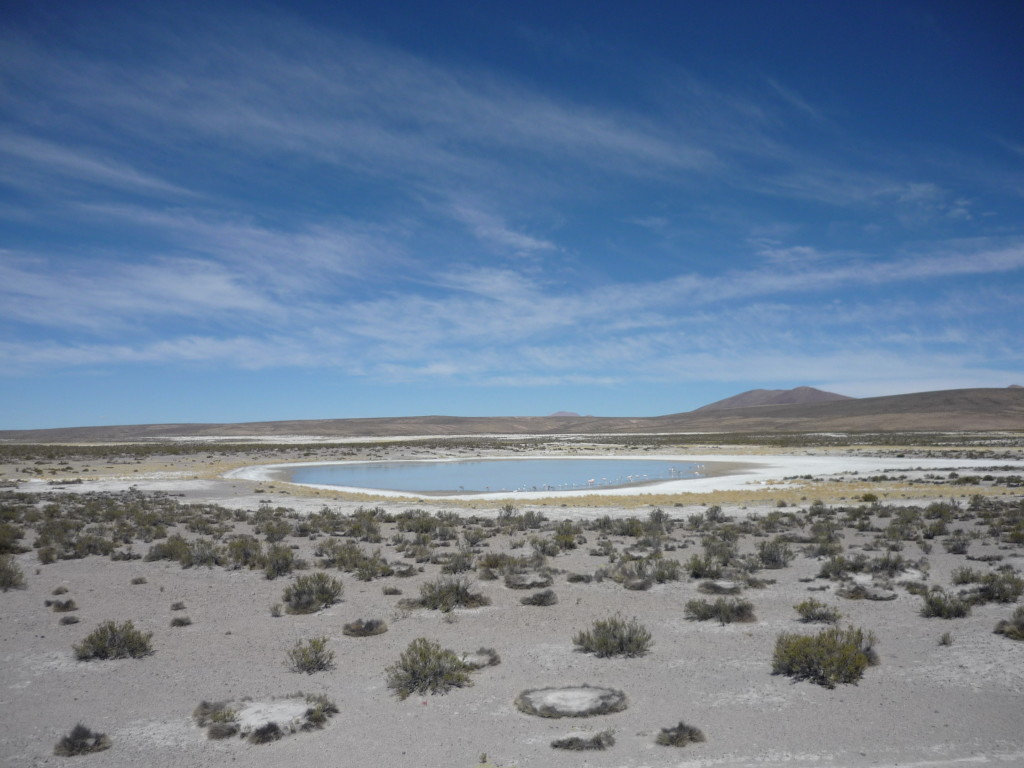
[2,1,1022,429]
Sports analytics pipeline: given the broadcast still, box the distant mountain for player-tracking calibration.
[3,387,1023,441]
[695,386,853,412]
[547,411,581,417]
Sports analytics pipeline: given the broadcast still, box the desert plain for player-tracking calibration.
[2,432,1024,768]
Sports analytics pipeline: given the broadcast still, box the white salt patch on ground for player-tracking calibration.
[235,700,310,730]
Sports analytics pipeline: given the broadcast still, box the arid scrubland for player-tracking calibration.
[1,434,1023,767]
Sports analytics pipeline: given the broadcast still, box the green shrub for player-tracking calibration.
[416,575,489,612]
[921,588,971,618]
[0,554,26,591]
[263,544,296,579]
[977,571,1024,604]
[282,572,343,614]
[54,724,111,756]
[794,598,841,623]
[287,636,335,673]
[551,730,615,750]
[772,625,878,688]
[74,620,153,660]
[193,700,239,739]
[572,615,652,658]
[757,538,794,569]
[994,606,1024,641]
[385,637,472,699]
[656,721,705,747]
[521,589,557,606]
[685,597,755,625]
[342,618,388,637]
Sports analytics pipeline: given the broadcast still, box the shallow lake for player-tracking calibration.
[285,458,700,494]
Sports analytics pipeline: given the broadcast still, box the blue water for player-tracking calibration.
[286,458,699,494]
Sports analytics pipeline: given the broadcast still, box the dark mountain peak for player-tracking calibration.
[695,386,853,412]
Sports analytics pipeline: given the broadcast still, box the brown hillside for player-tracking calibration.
[1,388,1022,442]
[695,386,852,412]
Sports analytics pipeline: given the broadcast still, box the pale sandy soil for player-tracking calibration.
[2,440,1024,767]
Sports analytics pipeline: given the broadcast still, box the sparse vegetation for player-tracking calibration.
[772,625,878,688]
[794,598,841,623]
[0,554,26,591]
[921,588,971,619]
[170,615,192,627]
[287,636,335,673]
[685,597,756,624]
[54,724,111,756]
[414,575,490,612]
[385,637,472,699]
[551,730,615,750]
[342,618,388,636]
[74,620,153,660]
[521,588,557,606]
[573,615,652,657]
[282,572,343,614]
[994,606,1024,641]
[656,721,706,747]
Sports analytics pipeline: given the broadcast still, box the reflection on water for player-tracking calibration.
[286,458,701,494]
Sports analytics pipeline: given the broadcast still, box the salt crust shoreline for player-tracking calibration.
[224,453,1024,500]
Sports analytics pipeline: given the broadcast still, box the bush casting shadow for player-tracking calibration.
[573,615,651,658]
[282,572,343,614]
[772,625,878,688]
[54,724,111,756]
[74,621,153,660]
[656,721,705,747]
[386,637,473,699]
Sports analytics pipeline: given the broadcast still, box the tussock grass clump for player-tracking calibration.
[757,538,794,569]
[994,606,1024,641]
[287,636,335,673]
[385,637,472,699]
[772,625,878,688]
[573,615,652,658]
[54,724,111,756]
[415,575,490,612]
[0,554,26,591]
[170,616,192,627]
[282,572,343,614]
[59,615,80,625]
[794,598,841,623]
[171,601,186,611]
[249,722,283,744]
[551,730,615,750]
[656,721,705,747]
[521,589,558,606]
[977,571,1024,604]
[74,620,153,660]
[685,597,756,625]
[50,599,78,613]
[193,700,238,739]
[342,618,388,637]
[921,588,971,618]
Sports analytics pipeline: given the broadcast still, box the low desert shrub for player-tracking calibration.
[59,615,80,625]
[287,636,335,673]
[249,722,283,744]
[171,601,186,611]
[994,606,1024,641]
[130,576,147,585]
[757,538,795,569]
[54,724,111,756]
[656,721,705,747]
[921,588,971,619]
[685,597,755,625]
[939,631,953,646]
[74,620,153,660]
[461,647,501,670]
[573,615,652,658]
[977,571,1024,604]
[0,554,26,591]
[385,637,472,699]
[193,700,239,739]
[416,575,489,612]
[342,618,388,637]
[170,616,192,627]
[50,598,78,612]
[521,589,557,606]
[772,625,878,688]
[282,572,343,614]
[794,598,841,623]
[551,730,615,750]
[262,544,296,579]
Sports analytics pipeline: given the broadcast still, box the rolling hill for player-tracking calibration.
[2,387,1023,442]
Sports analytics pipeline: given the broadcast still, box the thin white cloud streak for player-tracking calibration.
[0,133,192,198]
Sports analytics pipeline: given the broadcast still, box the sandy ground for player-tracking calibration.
[2,441,1024,767]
